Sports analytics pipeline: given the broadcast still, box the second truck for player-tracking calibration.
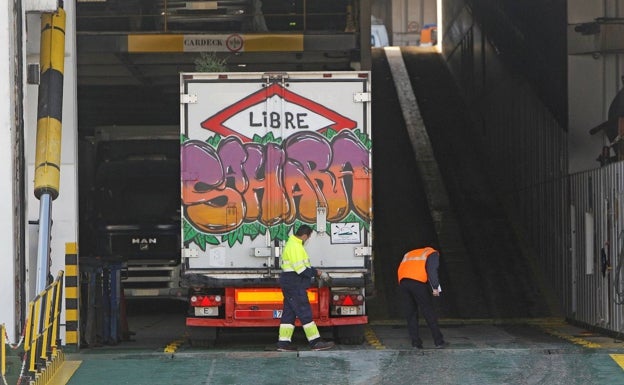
[180,71,373,344]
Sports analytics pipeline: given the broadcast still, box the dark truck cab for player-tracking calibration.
[91,126,185,300]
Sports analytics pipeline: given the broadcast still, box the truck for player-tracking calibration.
[87,125,185,300]
[180,71,373,344]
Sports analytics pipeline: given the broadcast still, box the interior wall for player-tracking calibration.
[0,0,18,339]
[567,0,624,173]
[440,0,624,329]
[440,0,570,314]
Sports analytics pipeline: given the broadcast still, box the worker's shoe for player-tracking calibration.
[310,339,335,351]
[411,339,423,349]
[276,342,298,352]
[434,341,449,349]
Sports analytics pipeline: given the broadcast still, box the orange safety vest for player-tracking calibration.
[397,247,437,283]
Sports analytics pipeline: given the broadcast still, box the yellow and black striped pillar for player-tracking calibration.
[65,242,79,350]
[34,8,66,200]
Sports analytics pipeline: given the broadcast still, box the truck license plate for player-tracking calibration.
[340,306,357,315]
[195,307,218,316]
[273,310,283,318]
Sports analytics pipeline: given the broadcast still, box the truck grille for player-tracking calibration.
[123,264,179,290]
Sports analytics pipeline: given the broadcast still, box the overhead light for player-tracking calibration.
[186,1,218,10]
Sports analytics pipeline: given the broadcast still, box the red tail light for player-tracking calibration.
[331,294,364,306]
[190,295,223,307]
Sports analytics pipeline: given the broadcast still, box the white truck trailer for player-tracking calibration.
[180,71,373,344]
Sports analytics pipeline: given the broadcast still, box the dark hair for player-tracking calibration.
[295,224,313,237]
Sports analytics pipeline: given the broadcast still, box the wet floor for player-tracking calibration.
[4,302,624,384]
[59,319,624,385]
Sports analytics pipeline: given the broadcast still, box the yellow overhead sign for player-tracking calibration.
[128,34,304,53]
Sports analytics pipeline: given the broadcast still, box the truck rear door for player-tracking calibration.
[180,72,372,276]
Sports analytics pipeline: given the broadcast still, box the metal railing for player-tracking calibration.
[16,271,65,385]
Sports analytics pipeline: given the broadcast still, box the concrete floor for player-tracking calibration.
[4,302,624,384]
[55,319,624,385]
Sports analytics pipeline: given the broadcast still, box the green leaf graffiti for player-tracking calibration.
[340,212,370,232]
[324,128,338,140]
[184,214,370,247]
[252,132,282,145]
[354,129,372,150]
[206,134,222,148]
[269,223,293,242]
[183,219,220,250]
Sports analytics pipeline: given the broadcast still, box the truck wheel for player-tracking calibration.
[188,326,218,347]
[333,325,365,345]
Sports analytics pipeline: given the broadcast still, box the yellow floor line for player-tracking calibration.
[47,361,81,385]
[164,338,186,353]
[610,354,624,371]
[364,325,385,350]
[544,328,602,348]
[528,319,602,349]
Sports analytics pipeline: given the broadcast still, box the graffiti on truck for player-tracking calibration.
[182,84,371,248]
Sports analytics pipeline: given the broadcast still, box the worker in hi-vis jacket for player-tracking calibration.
[398,246,448,349]
[276,225,334,351]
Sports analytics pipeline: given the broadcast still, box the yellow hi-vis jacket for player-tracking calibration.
[281,235,312,274]
[397,247,437,283]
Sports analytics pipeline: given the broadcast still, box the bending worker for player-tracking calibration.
[398,246,447,349]
[276,224,334,351]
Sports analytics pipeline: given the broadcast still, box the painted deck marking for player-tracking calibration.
[164,338,185,353]
[610,354,624,370]
[364,325,385,350]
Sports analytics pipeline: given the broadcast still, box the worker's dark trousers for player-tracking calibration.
[399,278,444,345]
[279,272,313,325]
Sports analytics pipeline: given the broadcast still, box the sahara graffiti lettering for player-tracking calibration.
[182,130,370,234]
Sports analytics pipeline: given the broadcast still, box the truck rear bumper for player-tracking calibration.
[124,287,188,300]
[186,316,368,328]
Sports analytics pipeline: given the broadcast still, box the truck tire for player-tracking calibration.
[333,324,365,345]
[188,326,218,347]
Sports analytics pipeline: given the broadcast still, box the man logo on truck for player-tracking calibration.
[132,238,157,251]
[132,238,157,244]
